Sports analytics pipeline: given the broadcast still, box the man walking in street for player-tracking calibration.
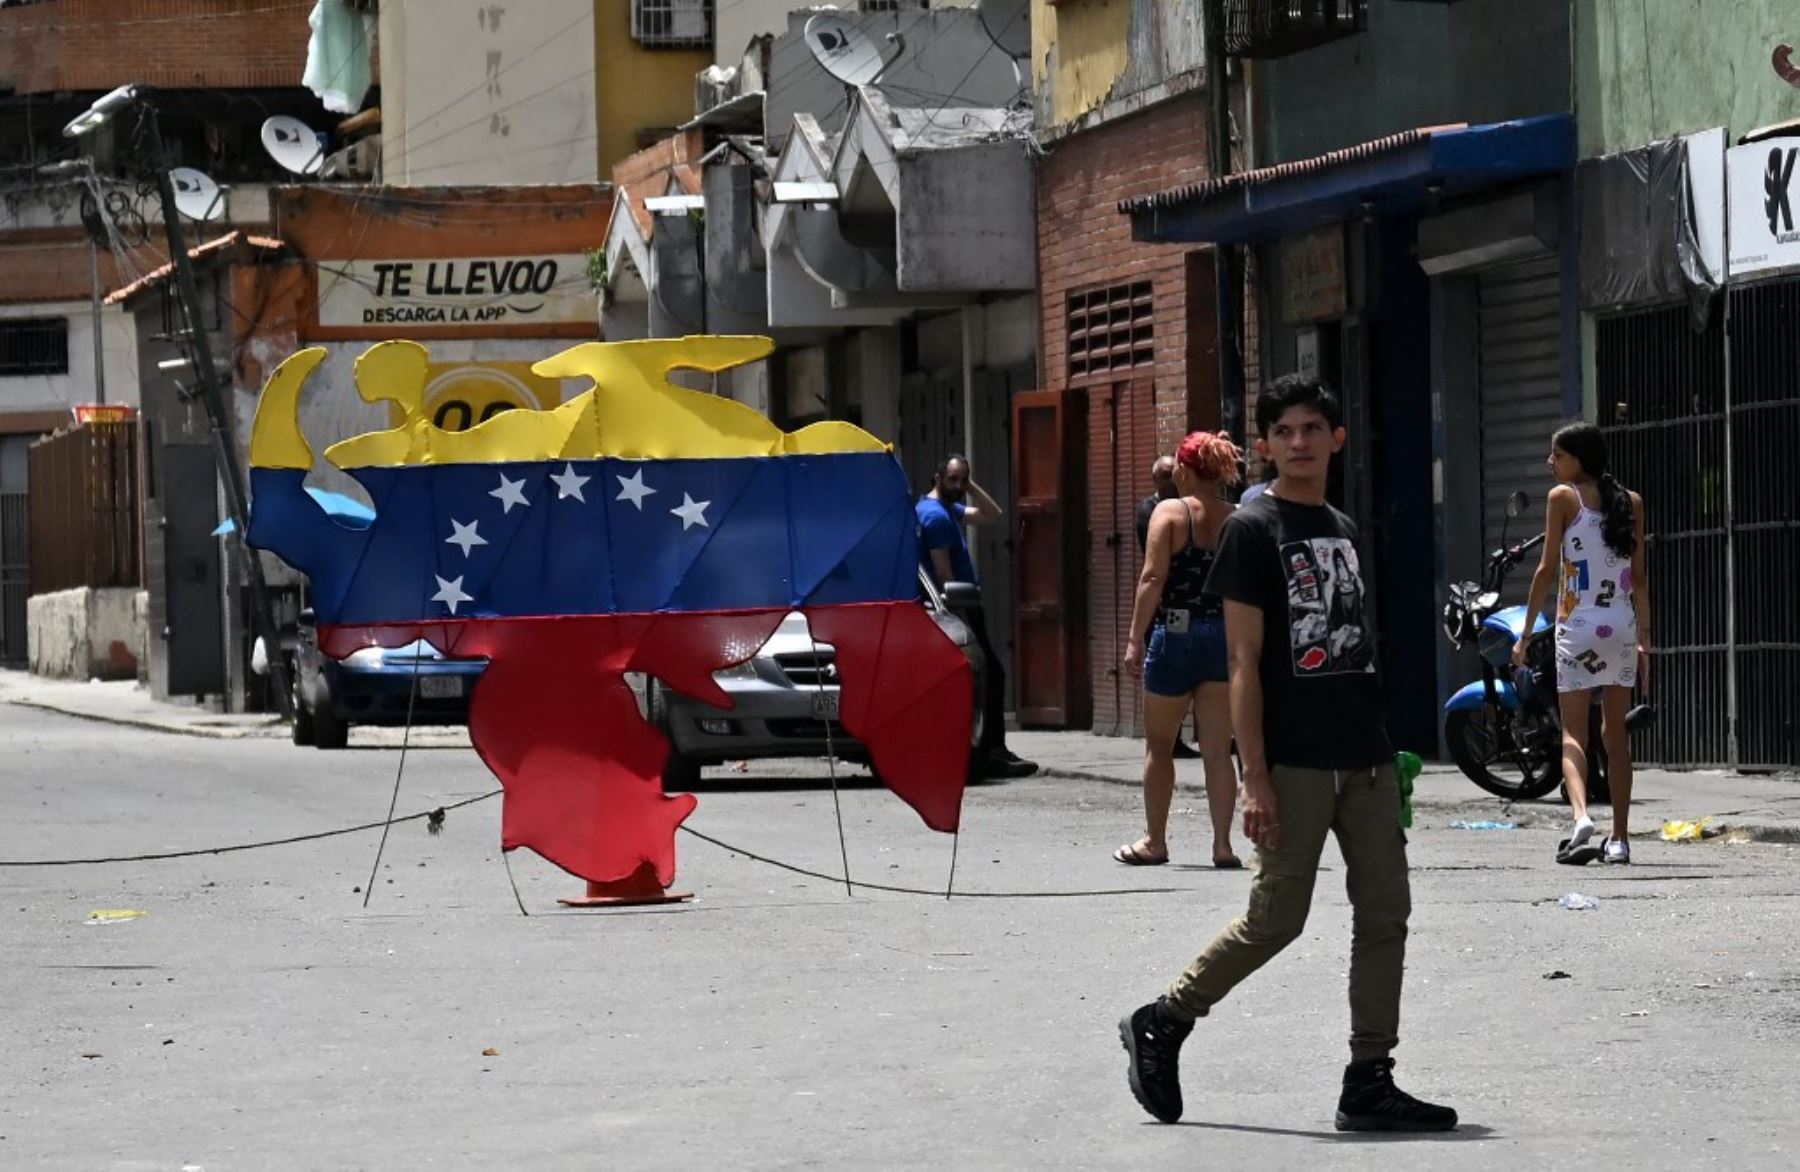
[918,455,1037,781]
[1137,454,1201,760]
[1118,374,1457,1132]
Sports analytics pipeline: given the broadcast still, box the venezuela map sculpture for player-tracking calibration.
[246,335,972,892]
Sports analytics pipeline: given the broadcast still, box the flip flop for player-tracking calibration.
[1556,837,1602,866]
[1114,843,1169,866]
[1212,856,1244,870]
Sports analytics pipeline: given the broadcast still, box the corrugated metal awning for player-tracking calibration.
[1120,114,1576,245]
[104,232,286,306]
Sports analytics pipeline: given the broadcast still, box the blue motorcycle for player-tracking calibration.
[1441,492,1611,803]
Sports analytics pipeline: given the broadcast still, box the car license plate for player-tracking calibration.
[419,676,464,699]
[810,690,840,720]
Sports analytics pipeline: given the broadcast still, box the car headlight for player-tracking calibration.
[343,647,384,669]
[713,659,759,681]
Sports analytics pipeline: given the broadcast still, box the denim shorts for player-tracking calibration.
[1143,617,1229,696]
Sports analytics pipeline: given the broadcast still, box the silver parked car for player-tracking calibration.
[642,569,986,787]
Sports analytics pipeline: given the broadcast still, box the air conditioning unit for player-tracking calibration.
[631,0,711,49]
[321,136,380,182]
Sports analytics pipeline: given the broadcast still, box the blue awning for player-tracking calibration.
[1122,114,1575,245]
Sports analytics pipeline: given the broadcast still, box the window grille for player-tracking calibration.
[0,318,70,378]
[631,0,713,49]
[1067,281,1154,380]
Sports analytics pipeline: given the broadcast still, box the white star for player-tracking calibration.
[445,518,487,557]
[490,472,529,513]
[670,492,711,530]
[432,574,473,615]
[550,463,590,502]
[615,467,657,510]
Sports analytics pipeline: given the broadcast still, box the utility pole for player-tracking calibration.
[141,105,293,718]
[62,86,292,716]
[36,159,107,405]
[89,235,106,406]
[1204,0,1246,445]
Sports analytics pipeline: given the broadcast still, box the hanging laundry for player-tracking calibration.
[302,0,374,115]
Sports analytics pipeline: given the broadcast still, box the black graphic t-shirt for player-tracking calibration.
[1204,494,1393,771]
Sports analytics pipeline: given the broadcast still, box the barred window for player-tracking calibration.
[0,318,70,378]
[630,0,713,49]
[1066,281,1153,380]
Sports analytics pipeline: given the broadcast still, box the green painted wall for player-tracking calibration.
[1575,0,1800,154]
[1254,0,1570,165]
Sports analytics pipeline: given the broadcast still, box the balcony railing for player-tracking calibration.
[1209,0,1370,59]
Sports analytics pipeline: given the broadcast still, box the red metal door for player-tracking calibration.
[1088,375,1157,737]
[1011,388,1089,728]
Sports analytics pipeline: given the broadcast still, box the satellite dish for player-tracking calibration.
[169,168,224,222]
[805,12,889,87]
[977,0,1031,59]
[261,115,325,176]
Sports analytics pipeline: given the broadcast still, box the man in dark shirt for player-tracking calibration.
[1119,375,1457,1133]
[1134,455,1178,551]
[917,454,1037,780]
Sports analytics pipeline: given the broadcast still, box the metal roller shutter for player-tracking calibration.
[1477,255,1564,597]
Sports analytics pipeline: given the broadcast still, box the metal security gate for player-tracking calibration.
[1727,281,1800,768]
[1477,255,1565,595]
[1598,278,1800,770]
[1598,304,1729,767]
[0,491,26,667]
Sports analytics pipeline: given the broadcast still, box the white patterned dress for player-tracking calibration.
[1554,506,1638,692]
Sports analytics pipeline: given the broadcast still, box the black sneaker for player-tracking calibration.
[984,752,1039,779]
[1119,999,1193,1123]
[1335,1058,1458,1132]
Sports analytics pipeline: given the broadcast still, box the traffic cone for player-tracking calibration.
[558,861,692,908]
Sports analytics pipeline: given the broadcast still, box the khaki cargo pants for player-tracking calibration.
[1165,763,1411,1061]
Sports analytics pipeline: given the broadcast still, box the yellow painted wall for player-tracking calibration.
[1032,0,1131,129]
[595,1,713,179]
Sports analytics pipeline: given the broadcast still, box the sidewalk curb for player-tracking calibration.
[1034,767,1800,845]
[6,698,279,741]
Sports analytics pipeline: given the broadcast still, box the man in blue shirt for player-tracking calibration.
[917,455,1037,780]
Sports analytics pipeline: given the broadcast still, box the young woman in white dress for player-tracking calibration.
[1515,423,1651,865]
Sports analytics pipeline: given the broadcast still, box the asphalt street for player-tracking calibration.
[2,703,1797,1170]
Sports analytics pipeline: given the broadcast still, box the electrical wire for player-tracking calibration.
[0,801,1203,901]
[805,626,854,898]
[0,789,501,868]
[361,602,427,909]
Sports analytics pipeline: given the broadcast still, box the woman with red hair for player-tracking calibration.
[1118,431,1243,867]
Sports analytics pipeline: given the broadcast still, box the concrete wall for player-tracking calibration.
[766,7,1020,151]
[381,0,598,185]
[981,294,1038,372]
[897,141,1036,292]
[719,1,973,69]
[0,300,139,415]
[844,326,901,443]
[594,0,712,178]
[1032,0,1205,132]
[1574,0,1800,154]
[27,586,142,681]
[1253,0,1570,164]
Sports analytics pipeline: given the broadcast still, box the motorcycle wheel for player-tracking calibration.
[1445,706,1561,801]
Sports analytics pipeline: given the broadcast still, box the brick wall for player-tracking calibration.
[1036,90,1222,735]
[0,1,313,95]
[1037,91,1215,432]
